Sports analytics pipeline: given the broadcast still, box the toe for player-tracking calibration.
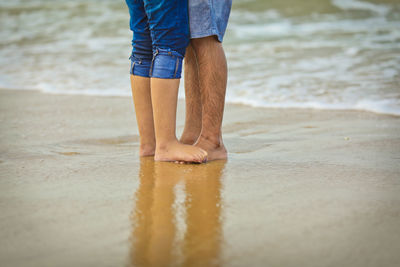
[193,154,200,163]
[198,154,206,163]
[198,154,204,163]
[195,154,203,163]
[199,151,207,160]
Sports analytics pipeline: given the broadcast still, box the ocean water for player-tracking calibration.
[0,0,399,115]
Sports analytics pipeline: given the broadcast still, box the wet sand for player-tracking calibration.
[1,89,400,267]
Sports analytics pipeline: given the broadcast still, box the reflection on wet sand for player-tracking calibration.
[130,158,226,267]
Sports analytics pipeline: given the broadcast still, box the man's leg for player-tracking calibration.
[180,44,202,145]
[191,36,228,161]
[130,75,156,156]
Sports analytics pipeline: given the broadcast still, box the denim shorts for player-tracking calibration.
[129,48,183,79]
[125,0,189,79]
[189,0,232,42]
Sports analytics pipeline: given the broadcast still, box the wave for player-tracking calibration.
[331,0,391,16]
[226,95,400,116]
[1,85,399,116]
[1,0,399,117]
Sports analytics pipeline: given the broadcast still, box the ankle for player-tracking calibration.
[140,142,155,148]
[139,142,155,157]
[155,139,179,151]
[180,131,200,145]
[140,137,155,147]
[198,133,223,148]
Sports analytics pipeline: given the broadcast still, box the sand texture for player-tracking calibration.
[1,89,400,267]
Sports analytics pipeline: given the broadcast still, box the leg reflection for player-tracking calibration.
[148,162,181,266]
[130,160,226,267]
[130,158,155,267]
[183,161,225,267]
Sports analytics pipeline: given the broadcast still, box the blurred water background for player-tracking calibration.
[0,0,399,115]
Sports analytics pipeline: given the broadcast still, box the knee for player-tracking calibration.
[151,48,184,79]
[130,54,152,78]
[130,44,153,78]
[191,36,219,52]
[130,48,184,79]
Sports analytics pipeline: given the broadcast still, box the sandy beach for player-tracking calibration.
[0,89,400,267]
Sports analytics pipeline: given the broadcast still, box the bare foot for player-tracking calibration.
[154,141,208,163]
[195,136,227,161]
[139,143,155,157]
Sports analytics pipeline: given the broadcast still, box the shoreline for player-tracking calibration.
[1,87,399,117]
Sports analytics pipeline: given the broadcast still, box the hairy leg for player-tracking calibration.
[130,75,156,156]
[180,44,202,145]
[191,36,228,161]
[151,78,207,163]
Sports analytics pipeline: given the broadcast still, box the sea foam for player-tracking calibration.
[0,0,399,116]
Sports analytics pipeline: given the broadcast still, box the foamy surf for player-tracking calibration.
[0,0,399,116]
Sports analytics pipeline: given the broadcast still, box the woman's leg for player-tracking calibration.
[130,75,155,156]
[151,77,207,162]
[126,0,155,156]
[145,0,207,163]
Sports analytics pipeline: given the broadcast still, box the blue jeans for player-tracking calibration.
[126,0,189,79]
